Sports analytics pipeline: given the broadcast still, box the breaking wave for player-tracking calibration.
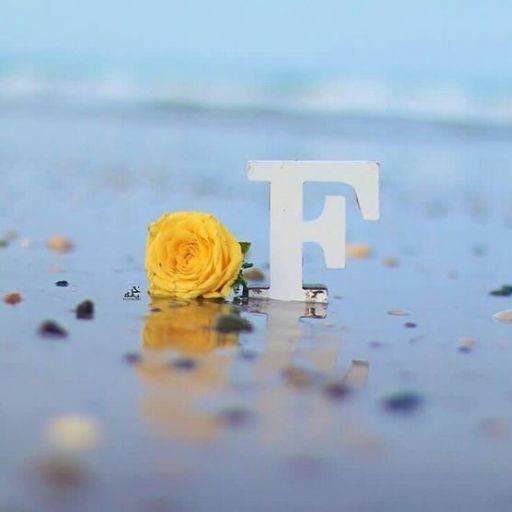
[1,58,511,128]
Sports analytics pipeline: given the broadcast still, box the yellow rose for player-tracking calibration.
[145,212,243,299]
[142,299,239,355]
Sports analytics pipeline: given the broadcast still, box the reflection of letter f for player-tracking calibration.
[249,161,379,302]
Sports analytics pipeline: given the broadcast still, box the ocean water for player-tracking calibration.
[1,53,512,127]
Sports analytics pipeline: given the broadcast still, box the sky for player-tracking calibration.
[1,0,511,83]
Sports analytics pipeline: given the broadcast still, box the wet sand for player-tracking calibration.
[1,106,512,511]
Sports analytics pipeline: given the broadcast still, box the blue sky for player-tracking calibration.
[1,0,511,82]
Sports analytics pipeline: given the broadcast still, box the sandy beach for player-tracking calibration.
[1,101,512,510]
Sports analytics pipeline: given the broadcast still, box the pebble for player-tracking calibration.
[45,414,101,452]
[123,352,141,365]
[490,285,512,297]
[3,292,22,305]
[243,267,266,282]
[170,357,197,370]
[323,379,352,400]
[346,243,371,260]
[214,314,253,333]
[238,347,259,360]
[404,322,417,328]
[382,391,423,414]
[217,405,254,427]
[458,336,476,353]
[39,320,68,338]
[383,256,399,268]
[47,235,74,254]
[36,455,88,489]
[76,300,94,320]
[387,309,411,317]
[55,280,69,287]
[493,310,512,323]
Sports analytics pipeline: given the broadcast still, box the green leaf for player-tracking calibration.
[239,242,251,256]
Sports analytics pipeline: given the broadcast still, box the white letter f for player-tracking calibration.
[248,160,380,302]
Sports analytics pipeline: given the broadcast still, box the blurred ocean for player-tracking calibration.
[1,53,512,128]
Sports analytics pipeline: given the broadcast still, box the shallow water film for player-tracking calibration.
[1,106,512,511]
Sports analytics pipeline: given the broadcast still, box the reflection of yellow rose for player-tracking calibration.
[138,300,238,443]
[145,212,243,299]
[142,300,239,355]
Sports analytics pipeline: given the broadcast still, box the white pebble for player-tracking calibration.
[493,310,512,323]
[45,415,101,452]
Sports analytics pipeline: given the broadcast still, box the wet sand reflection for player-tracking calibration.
[136,298,371,452]
[142,299,239,354]
[137,299,239,443]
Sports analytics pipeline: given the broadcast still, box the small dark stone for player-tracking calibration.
[36,455,88,489]
[76,300,94,320]
[382,391,423,414]
[123,352,141,365]
[490,285,512,297]
[171,357,197,370]
[404,322,417,328]
[214,314,253,334]
[55,280,69,287]
[150,307,161,312]
[39,320,68,338]
[323,380,352,400]
[239,348,259,360]
[217,405,254,427]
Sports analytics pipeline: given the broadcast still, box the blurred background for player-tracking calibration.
[1,0,511,123]
[2,0,512,263]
